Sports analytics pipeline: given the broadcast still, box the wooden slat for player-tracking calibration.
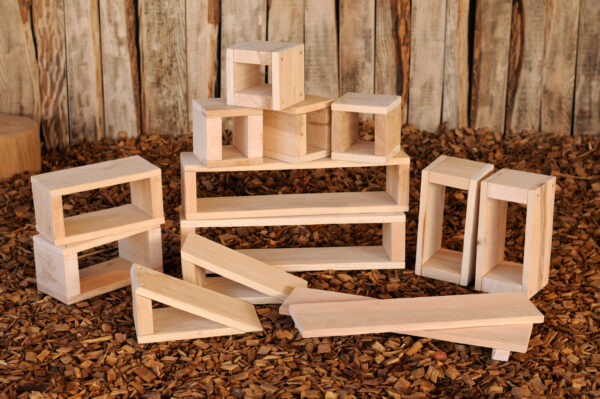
[267,0,303,43]
[541,0,580,135]
[139,0,187,135]
[442,0,470,129]
[470,0,512,132]
[573,0,600,135]
[99,0,140,139]
[64,0,104,143]
[32,0,69,149]
[408,0,446,131]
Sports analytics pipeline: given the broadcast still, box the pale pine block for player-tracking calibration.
[180,225,195,244]
[193,110,222,164]
[382,221,405,262]
[491,349,511,362]
[118,228,162,270]
[132,294,154,336]
[374,104,402,158]
[32,182,65,242]
[34,235,80,301]
[181,258,206,285]
[263,110,306,159]
[272,43,304,110]
[130,176,164,219]
[181,169,197,217]
[386,163,410,207]
[421,182,445,262]
[244,114,264,159]
[306,107,331,150]
[332,110,359,153]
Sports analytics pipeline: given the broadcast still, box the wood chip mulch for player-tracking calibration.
[0,124,598,398]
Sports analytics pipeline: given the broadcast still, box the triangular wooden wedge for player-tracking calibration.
[131,264,263,343]
[181,233,307,301]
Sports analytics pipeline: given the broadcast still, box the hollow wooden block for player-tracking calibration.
[34,227,162,305]
[415,156,495,286]
[31,156,165,247]
[226,40,304,111]
[475,169,556,298]
[263,95,334,163]
[331,93,403,164]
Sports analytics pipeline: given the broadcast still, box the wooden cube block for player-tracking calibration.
[263,95,333,163]
[475,169,556,298]
[31,156,164,246]
[331,93,402,164]
[226,40,304,111]
[415,156,495,286]
[193,98,263,167]
[34,227,162,304]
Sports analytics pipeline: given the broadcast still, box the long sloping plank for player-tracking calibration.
[470,0,512,132]
[186,0,219,129]
[139,0,187,135]
[181,234,307,300]
[541,0,580,135]
[408,0,446,131]
[289,291,543,338]
[280,288,533,352]
[304,0,338,98]
[573,0,600,135]
[64,0,104,143]
[442,0,470,129]
[99,0,140,139]
[131,265,263,332]
[0,0,40,121]
[268,0,303,43]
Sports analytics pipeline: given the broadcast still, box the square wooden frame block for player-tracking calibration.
[263,95,334,163]
[475,169,556,298]
[331,93,402,164]
[34,227,162,305]
[31,156,164,246]
[193,98,263,167]
[226,40,304,111]
[415,155,495,286]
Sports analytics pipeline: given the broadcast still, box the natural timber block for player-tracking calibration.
[331,93,402,164]
[0,113,41,181]
[263,95,333,163]
[131,264,263,343]
[415,155,494,286]
[226,40,304,111]
[31,156,165,246]
[475,169,556,298]
[34,227,162,305]
[193,98,263,167]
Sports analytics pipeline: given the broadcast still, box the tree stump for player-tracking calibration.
[0,113,41,180]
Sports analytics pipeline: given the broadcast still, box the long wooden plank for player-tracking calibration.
[32,0,69,149]
[541,0,580,135]
[131,265,263,332]
[470,0,512,132]
[181,234,307,300]
[573,0,600,135]
[99,0,140,139]
[64,0,104,143]
[139,0,187,135]
[268,0,303,43]
[289,291,543,338]
[408,0,446,131]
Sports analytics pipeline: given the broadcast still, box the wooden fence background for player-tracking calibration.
[1,0,598,150]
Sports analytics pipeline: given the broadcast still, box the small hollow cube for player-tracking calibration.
[193,98,263,167]
[263,95,334,163]
[415,155,495,286]
[475,169,556,298]
[331,93,402,164]
[226,40,304,111]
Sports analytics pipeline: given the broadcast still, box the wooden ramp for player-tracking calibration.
[131,265,263,343]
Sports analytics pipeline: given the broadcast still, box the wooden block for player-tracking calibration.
[181,234,307,301]
[415,156,494,286]
[288,291,543,338]
[382,222,405,262]
[0,114,41,181]
[475,169,556,298]
[491,348,511,361]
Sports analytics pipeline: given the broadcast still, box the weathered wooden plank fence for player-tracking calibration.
[1,0,598,149]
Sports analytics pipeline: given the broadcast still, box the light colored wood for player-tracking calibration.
[485,169,553,205]
[420,248,463,284]
[181,234,307,300]
[233,114,264,160]
[203,277,279,304]
[34,234,80,302]
[491,349,511,361]
[118,228,162,269]
[386,163,410,208]
[0,114,41,180]
[573,0,600,135]
[332,111,359,154]
[130,175,164,219]
[267,0,303,43]
[481,260,524,293]
[374,105,402,158]
[332,93,403,115]
[289,292,543,338]
[132,294,154,336]
[281,95,334,116]
[31,0,69,148]
[195,98,262,118]
[382,222,405,262]
[64,0,104,143]
[181,169,197,216]
[181,258,205,285]
[306,108,331,150]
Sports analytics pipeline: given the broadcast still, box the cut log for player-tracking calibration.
[0,114,41,180]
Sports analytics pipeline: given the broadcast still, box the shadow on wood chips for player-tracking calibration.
[0,123,598,398]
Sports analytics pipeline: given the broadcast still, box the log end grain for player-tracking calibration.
[0,113,41,180]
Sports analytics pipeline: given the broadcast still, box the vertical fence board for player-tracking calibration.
[99,0,140,139]
[304,0,339,98]
[442,0,470,129]
[64,0,104,143]
[541,0,580,135]
[573,0,600,135]
[268,0,303,43]
[139,0,187,135]
[32,0,69,148]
